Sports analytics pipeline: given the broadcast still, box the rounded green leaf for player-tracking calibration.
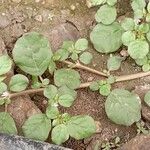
[142,64,150,72]
[48,59,56,75]
[54,69,81,89]
[0,82,7,95]
[52,124,69,145]
[59,94,75,107]
[90,22,123,53]
[99,83,111,96]
[0,112,17,134]
[139,23,149,33]
[146,30,150,41]
[67,115,96,140]
[75,38,88,51]
[70,53,78,61]
[147,2,150,13]
[44,85,58,99]
[54,49,69,61]
[144,91,150,107]
[105,89,141,126]
[9,74,29,92]
[89,81,100,91]
[107,0,117,6]
[107,56,123,71]
[87,0,106,7]
[122,31,136,46]
[134,9,144,19]
[0,55,12,76]
[131,0,146,11]
[46,106,59,119]
[121,18,135,31]
[135,57,148,66]
[22,114,51,141]
[95,5,117,25]
[128,40,149,59]
[146,13,150,23]
[58,85,77,99]
[13,32,52,76]
[79,52,93,65]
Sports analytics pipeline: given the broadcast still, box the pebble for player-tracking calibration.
[34,15,43,22]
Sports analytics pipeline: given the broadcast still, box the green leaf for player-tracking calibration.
[128,40,149,59]
[105,89,141,126]
[0,76,6,83]
[54,69,81,89]
[142,64,150,72]
[44,85,58,99]
[107,75,116,84]
[146,30,150,41]
[107,56,123,71]
[144,91,150,107]
[146,13,150,22]
[131,0,146,11]
[99,83,111,96]
[135,57,148,66]
[22,114,51,141]
[0,55,12,76]
[87,0,106,7]
[52,124,69,145]
[139,23,149,33]
[75,38,88,51]
[0,112,17,134]
[0,82,7,95]
[95,5,117,25]
[67,115,96,140]
[54,49,69,61]
[48,59,56,75]
[107,0,117,6]
[122,31,136,46]
[62,41,74,50]
[13,32,52,76]
[46,105,59,119]
[79,52,93,65]
[147,2,150,13]
[90,22,123,53]
[70,53,78,61]
[89,81,100,91]
[0,99,5,105]
[134,9,144,19]
[123,18,135,31]
[42,78,50,86]
[121,18,135,31]
[9,74,29,92]
[58,94,75,107]
[58,85,77,99]
[31,76,41,89]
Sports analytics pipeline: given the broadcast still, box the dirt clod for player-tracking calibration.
[118,135,150,150]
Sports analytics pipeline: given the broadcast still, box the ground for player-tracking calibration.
[0,0,150,149]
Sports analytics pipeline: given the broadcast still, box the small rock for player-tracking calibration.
[35,0,41,2]
[0,14,11,29]
[12,0,21,3]
[95,121,102,133]
[7,95,41,132]
[142,105,150,123]
[70,5,76,11]
[118,135,150,150]
[133,84,150,100]
[34,15,43,22]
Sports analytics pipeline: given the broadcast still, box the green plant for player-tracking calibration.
[136,121,149,135]
[0,32,96,145]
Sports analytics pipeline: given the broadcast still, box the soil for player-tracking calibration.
[0,0,150,149]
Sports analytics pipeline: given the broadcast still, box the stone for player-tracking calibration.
[118,135,150,150]
[7,95,41,132]
[0,133,71,150]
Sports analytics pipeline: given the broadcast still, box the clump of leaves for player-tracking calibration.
[136,121,149,135]
[0,32,96,145]
[101,137,121,150]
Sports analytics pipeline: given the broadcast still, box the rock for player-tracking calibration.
[0,14,11,29]
[48,23,80,51]
[34,15,43,22]
[0,133,71,150]
[118,135,150,150]
[142,105,150,122]
[7,95,41,132]
[132,84,150,100]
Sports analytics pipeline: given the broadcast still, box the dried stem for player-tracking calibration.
[7,63,150,98]
[62,60,108,77]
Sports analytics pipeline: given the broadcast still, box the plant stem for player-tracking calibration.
[62,60,108,77]
[8,70,150,98]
